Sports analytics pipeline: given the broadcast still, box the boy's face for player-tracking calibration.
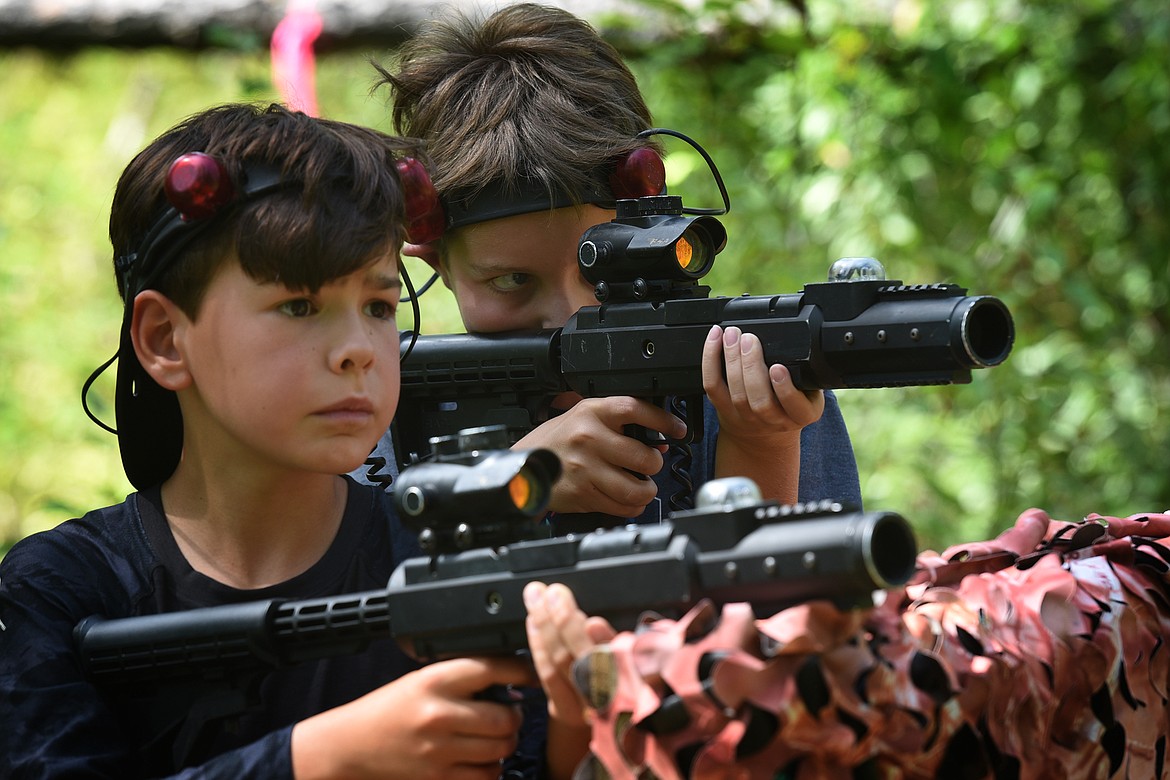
[440,205,613,332]
[173,251,402,477]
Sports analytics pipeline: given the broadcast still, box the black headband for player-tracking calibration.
[443,172,615,231]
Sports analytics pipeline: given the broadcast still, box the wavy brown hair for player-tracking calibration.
[374,3,657,209]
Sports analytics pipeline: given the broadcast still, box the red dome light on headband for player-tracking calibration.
[395,157,445,244]
[609,147,666,200]
[164,153,236,221]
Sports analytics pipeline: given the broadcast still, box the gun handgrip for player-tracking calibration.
[622,395,704,448]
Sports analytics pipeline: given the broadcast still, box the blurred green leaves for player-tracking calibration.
[2,0,1167,554]
[625,0,1169,547]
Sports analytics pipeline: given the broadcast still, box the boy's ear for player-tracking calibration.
[402,241,450,287]
[403,240,442,272]
[129,290,193,392]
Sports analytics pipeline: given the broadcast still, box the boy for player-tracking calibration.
[0,103,570,779]
[363,3,862,523]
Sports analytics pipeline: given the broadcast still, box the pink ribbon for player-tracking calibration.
[270,2,322,116]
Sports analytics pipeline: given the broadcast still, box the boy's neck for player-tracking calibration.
[159,469,349,590]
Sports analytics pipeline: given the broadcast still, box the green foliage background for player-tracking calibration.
[1,0,1166,556]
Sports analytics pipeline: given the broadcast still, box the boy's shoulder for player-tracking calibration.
[4,494,147,567]
[0,493,157,617]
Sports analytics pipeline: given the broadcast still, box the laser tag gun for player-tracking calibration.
[74,426,918,771]
[390,194,1016,474]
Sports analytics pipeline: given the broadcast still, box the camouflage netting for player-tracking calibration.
[572,508,1170,779]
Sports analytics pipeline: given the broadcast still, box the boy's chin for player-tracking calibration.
[309,448,380,479]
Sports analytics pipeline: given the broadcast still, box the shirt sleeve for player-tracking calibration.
[796,389,863,508]
[698,391,863,509]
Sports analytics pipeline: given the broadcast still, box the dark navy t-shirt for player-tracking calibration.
[0,478,428,779]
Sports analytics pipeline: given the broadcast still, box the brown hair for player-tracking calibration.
[374,3,656,208]
[109,102,423,315]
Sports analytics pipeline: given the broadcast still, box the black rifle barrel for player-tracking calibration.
[559,282,1014,395]
[390,280,1014,467]
[389,503,916,660]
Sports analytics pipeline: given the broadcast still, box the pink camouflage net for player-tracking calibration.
[572,508,1170,779]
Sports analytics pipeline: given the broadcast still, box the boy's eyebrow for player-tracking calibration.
[465,260,528,278]
[369,271,402,290]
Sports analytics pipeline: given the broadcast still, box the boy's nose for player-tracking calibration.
[332,316,377,372]
[539,301,575,330]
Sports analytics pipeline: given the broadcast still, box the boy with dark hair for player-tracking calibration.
[0,102,564,779]
[366,2,862,523]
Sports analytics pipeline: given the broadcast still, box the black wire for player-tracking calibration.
[399,258,421,363]
[400,270,439,303]
[636,127,731,217]
[81,351,119,434]
[666,396,695,512]
[361,455,396,493]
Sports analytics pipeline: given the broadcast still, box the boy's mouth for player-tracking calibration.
[315,397,376,421]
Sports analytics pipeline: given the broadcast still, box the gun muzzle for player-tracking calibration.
[954,295,1014,368]
[805,284,1016,388]
[685,505,918,611]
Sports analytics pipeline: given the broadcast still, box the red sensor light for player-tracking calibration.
[610,147,666,200]
[395,157,445,245]
[164,152,236,221]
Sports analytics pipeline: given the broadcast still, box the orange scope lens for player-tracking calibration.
[508,473,533,511]
[675,236,694,271]
[674,230,710,274]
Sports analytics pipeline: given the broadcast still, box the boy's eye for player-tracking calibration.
[488,272,530,293]
[365,300,397,320]
[278,299,315,317]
